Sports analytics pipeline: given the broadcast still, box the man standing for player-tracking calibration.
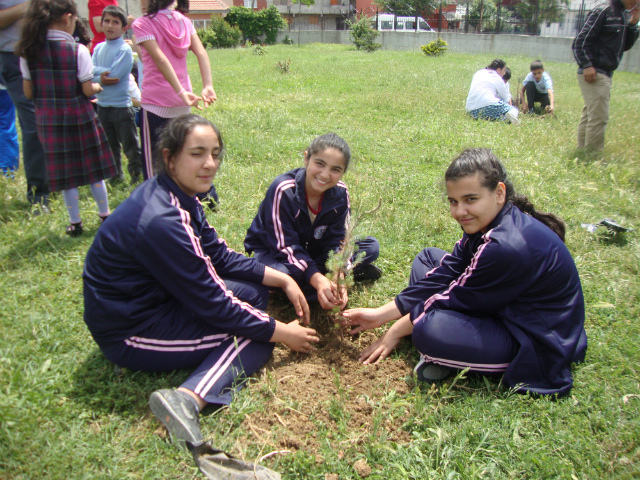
[572,0,639,154]
[0,0,49,212]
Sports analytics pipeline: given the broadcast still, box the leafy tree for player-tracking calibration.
[514,0,570,34]
[469,0,497,32]
[225,6,286,44]
[375,0,436,19]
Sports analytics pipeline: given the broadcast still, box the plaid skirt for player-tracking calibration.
[469,101,512,121]
[36,98,116,192]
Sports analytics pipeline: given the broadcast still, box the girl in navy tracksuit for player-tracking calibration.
[83,114,319,447]
[343,148,587,397]
[244,133,381,310]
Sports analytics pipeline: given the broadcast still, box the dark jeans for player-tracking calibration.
[97,105,142,180]
[524,82,550,112]
[0,52,49,205]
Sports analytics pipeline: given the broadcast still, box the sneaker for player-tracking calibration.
[149,389,203,448]
[414,355,452,382]
[32,203,51,217]
[505,111,520,125]
[353,264,382,282]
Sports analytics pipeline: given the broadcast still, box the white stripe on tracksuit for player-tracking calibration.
[195,337,252,397]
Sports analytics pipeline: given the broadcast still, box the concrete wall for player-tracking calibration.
[275,30,640,74]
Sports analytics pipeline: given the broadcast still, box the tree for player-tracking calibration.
[514,0,570,34]
[469,0,497,32]
[375,0,437,19]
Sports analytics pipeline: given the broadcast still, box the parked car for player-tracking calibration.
[377,14,434,32]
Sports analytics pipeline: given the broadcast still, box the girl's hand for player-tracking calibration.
[92,83,103,94]
[341,307,383,334]
[282,279,310,325]
[272,320,319,353]
[200,86,217,107]
[332,280,348,309]
[358,329,403,365]
[311,273,341,310]
[178,90,203,109]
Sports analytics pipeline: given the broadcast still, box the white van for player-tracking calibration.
[377,13,434,32]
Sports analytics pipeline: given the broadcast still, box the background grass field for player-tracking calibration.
[1,44,639,479]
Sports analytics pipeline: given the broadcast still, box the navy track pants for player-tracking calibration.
[410,248,518,376]
[101,277,273,405]
[252,236,380,302]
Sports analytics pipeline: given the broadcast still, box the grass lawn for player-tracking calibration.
[1,43,639,479]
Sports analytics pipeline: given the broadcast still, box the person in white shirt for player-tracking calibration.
[465,59,520,125]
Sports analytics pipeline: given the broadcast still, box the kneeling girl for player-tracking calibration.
[244,133,381,310]
[83,114,319,447]
[343,148,587,396]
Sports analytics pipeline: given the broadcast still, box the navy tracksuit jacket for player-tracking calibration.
[83,175,277,404]
[397,203,588,396]
[244,167,351,284]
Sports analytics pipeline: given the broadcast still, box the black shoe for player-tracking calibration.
[353,264,382,282]
[65,221,83,237]
[32,203,51,217]
[414,356,452,382]
[149,389,203,448]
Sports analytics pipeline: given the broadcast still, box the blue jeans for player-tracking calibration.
[0,52,49,205]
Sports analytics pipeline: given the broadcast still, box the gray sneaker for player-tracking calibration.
[504,111,520,125]
[414,356,452,382]
[149,389,203,448]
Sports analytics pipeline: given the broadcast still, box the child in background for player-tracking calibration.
[87,0,117,53]
[465,59,520,125]
[502,67,513,105]
[342,149,587,397]
[93,5,142,184]
[244,133,382,310]
[16,0,116,236]
[521,60,554,114]
[0,79,19,177]
[83,114,319,447]
[132,0,217,205]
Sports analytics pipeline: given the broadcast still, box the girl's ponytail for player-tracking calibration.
[445,148,566,242]
[15,0,77,62]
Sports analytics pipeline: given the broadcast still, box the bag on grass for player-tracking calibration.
[188,442,281,480]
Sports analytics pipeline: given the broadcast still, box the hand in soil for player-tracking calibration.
[358,329,403,365]
[274,319,319,353]
[341,307,383,334]
[282,279,310,324]
[312,274,343,310]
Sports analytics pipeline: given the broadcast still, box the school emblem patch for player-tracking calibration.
[314,225,327,239]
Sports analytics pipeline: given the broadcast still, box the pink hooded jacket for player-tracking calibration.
[132,9,195,110]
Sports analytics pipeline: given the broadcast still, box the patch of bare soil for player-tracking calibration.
[240,314,415,453]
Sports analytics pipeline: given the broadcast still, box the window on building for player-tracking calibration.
[331,0,338,5]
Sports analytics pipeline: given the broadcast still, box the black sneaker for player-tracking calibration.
[414,356,452,382]
[149,389,203,448]
[353,264,382,282]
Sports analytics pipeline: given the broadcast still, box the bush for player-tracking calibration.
[209,14,242,48]
[253,44,267,55]
[347,14,381,52]
[196,28,217,49]
[282,34,294,45]
[421,38,448,56]
[275,59,291,73]
[226,6,286,45]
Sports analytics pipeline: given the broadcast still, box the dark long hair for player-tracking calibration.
[15,0,77,62]
[154,114,223,176]
[146,0,189,17]
[486,59,506,71]
[445,148,566,241]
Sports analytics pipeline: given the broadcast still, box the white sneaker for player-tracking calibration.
[505,111,520,125]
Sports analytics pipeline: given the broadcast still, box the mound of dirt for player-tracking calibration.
[241,315,415,452]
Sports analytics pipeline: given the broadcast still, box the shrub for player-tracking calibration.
[209,14,242,48]
[196,28,217,49]
[253,44,267,55]
[226,6,286,45]
[275,59,291,73]
[421,38,448,56]
[282,34,294,45]
[347,14,381,52]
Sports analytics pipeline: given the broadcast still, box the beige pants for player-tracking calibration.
[577,73,612,152]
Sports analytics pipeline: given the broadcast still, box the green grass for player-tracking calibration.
[1,43,640,478]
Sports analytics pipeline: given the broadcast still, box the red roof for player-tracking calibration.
[189,0,229,12]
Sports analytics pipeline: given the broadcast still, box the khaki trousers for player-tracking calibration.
[577,73,612,152]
